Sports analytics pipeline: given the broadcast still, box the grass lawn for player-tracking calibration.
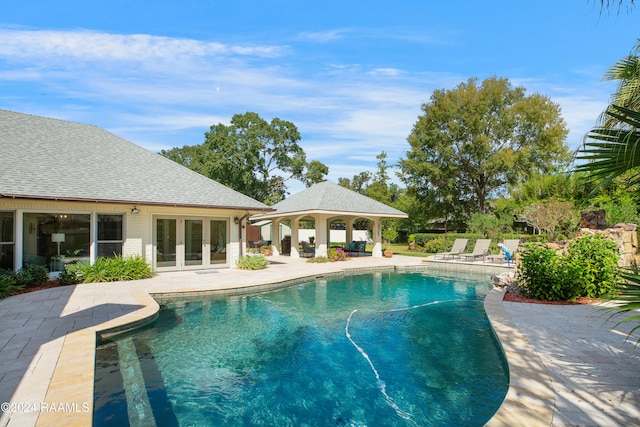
[364,243,431,257]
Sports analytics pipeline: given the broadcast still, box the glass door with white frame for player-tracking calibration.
[156,217,228,270]
[209,219,227,265]
[156,218,177,268]
[184,219,203,267]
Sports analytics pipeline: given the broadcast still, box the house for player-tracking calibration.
[0,110,273,272]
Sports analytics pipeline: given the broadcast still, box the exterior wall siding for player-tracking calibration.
[0,199,245,271]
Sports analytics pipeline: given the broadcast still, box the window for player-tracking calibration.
[97,214,123,258]
[23,213,90,271]
[0,212,14,270]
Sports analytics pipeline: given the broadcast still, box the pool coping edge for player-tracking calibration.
[483,287,555,427]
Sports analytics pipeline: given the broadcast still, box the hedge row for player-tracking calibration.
[408,233,546,254]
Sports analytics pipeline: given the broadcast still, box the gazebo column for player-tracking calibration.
[290,217,301,259]
[271,218,281,256]
[345,218,355,244]
[371,218,383,257]
[315,214,328,258]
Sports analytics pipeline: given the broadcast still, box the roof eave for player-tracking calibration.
[0,194,275,212]
[252,208,408,220]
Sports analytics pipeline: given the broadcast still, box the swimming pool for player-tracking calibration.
[94,270,509,426]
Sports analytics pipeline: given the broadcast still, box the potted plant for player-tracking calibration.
[408,234,415,252]
[309,236,315,245]
[382,228,398,258]
[260,245,271,256]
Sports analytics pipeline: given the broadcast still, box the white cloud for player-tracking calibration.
[368,68,403,77]
[0,29,287,62]
[552,95,608,148]
[296,29,347,42]
[119,113,231,131]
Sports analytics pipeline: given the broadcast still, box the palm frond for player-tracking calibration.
[607,268,640,347]
[599,40,640,127]
[576,105,640,189]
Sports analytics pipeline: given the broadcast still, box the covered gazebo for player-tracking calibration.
[251,181,408,258]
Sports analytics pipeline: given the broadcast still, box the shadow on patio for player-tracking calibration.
[0,285,145,426]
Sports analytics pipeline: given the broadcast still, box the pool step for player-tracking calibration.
[117,337,157,427]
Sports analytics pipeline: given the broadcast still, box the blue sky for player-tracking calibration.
[1,1,638,194]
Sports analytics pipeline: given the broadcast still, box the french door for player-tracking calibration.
[155,217,228,271]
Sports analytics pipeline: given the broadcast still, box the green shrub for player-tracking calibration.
[422,236,447,253]
[410,232,538,255]
[75,255,154,283]
[413,233,436,247]
[518,243,567,301]
[502,233,546,244]
[15,263,49,287]
[236,255,269,270]
[0,273,24,298]
[307,256,329,263]
[518,235,620,301]
[412,233,486,254]
[58,264,82,285]
[566,234,620,298]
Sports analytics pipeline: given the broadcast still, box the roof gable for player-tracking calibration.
[0,110,269,211]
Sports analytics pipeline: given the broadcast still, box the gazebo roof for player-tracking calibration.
[253,181,408,219]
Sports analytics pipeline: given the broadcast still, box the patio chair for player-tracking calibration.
[486,239,520,264]
[435,238,468,260]
[300,241,315,258]
[458,239,491,262]
[346,240,367,257]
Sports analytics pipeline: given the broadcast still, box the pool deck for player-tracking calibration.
[0,255,639,426]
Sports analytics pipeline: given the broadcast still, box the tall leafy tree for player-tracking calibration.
[366,152,396,205]
[161,112,328,204]
[301,160,329,187]
[337,151,399,205]
[338,172,372,194]
[400,76,571,219]
[337,151,407,233]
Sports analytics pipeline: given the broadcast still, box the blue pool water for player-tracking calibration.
[94,271,509,426]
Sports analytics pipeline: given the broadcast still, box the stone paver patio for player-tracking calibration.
[0,255,638,426]
[502,301,640,426]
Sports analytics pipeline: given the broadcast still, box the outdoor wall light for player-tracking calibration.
[131,207,140,215]
[234,217,240,224]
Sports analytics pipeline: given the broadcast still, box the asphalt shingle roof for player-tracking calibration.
[0,110,270,211]
[262,181,407,217]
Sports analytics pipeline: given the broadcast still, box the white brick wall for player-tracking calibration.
[0,199,243,271]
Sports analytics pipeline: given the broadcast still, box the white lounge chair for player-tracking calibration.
[459,239,491,262]
[435,238,468,259]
